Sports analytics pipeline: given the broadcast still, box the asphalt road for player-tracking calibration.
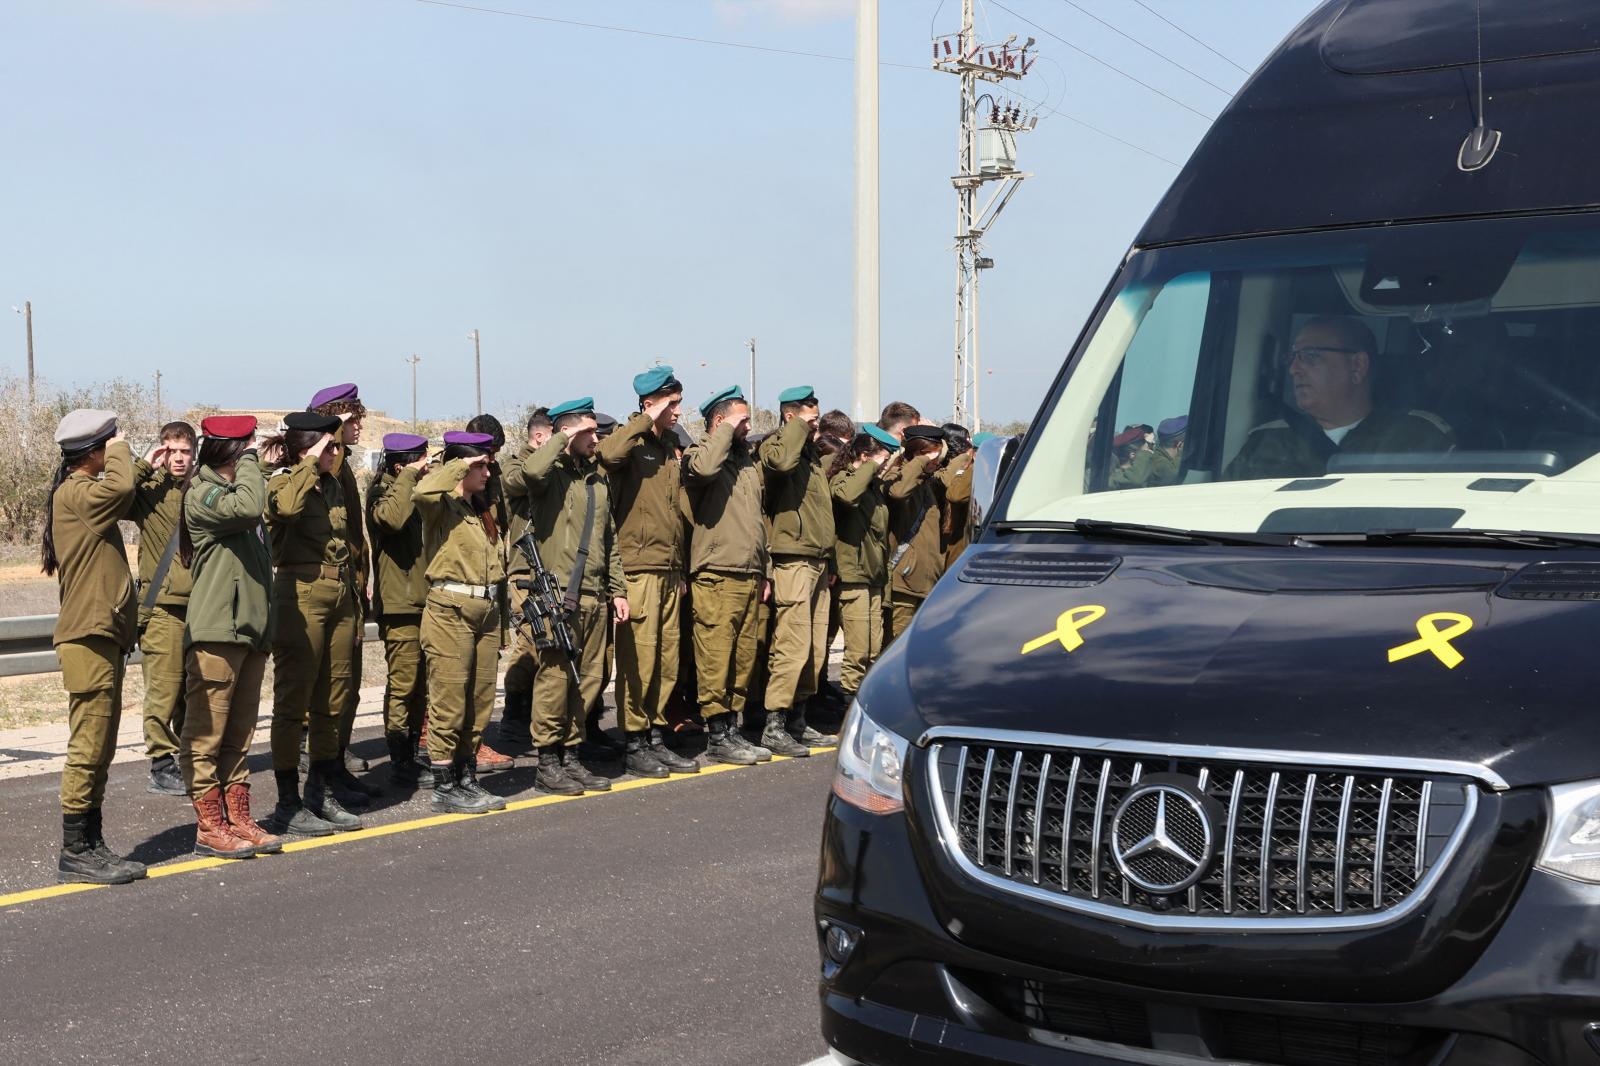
[0,720,836,1066]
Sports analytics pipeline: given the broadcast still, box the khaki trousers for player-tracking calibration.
[691,571,761,718]
[532,595,609,748]
[422,590,501,764]
[270,575,358,771]
[765,558,829,711]
[379,615,426,737]
[836,583,884,695]
[138,605,187,761]
[887,593,923,646]
[57,637,126,814]
[503,581,540,698]
[615,570,681,733]
[181,643,267,797]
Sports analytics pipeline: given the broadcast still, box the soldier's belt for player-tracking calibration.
[279,563,346,582]
[431,580,503,601]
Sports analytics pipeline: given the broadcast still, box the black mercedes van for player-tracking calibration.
[815,2,1600,1064]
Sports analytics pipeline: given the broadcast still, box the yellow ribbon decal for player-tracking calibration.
[1020,605,1108,656]
[1386,612,1473,670]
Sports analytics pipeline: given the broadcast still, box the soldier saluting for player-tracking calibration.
[597,365,699,778]
[522,397,629,796]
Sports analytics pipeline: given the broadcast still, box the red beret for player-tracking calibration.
[1112,427,1145,449]
[201,415,257,441]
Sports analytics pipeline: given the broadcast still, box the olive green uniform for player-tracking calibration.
[129,457,194,762]
[520,435,626,749]
[1223,409,1455,482]
[760,416,836,711]
[334,452,368,753]
[181,456,274,797]
[886,455,948,642]
[416,459,507,764]
[52,440,138,814]
[831,459,888,696]
[368,466,430,740]
[1109,447,1154,489]
[598,412,686,734]
[265,457,358,772]
[938,452,975,570]
[500,445,541,699]
[1145,447,1181,487]
[683,421,768,718]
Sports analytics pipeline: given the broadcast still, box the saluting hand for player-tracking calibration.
[612,596,631,623]
[642,394,672,425]
[405,454,429,471]
[307,432,334,459]
[259,439,284,466]
[145,443,167,468]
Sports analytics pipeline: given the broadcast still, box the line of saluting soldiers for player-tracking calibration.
[41,368,986,886]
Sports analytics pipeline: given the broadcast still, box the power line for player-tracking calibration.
[413,0,931,69]
[1128,0,1252,76]
[1052,0,1235,96]
[415,0,1181,167]
[984,0,1217,122]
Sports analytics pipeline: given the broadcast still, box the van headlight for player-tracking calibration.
[831,701,910,815]
[1537,781,1600,883]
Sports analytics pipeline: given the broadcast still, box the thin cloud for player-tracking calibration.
[713,0,856,27]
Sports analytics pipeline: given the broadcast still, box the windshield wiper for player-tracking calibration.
[990,518,1300,547]
[1298,528,1600,550]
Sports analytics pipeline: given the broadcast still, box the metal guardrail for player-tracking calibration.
[0,615,382,679]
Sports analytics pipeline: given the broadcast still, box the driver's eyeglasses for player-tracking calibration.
[1283,345,1359,369]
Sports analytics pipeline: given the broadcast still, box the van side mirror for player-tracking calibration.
[968,434,1020,539]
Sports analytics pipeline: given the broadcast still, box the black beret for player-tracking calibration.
[284,411,342,434]
[902,424,948,443]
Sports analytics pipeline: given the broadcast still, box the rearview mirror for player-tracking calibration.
[968,434,1020,539]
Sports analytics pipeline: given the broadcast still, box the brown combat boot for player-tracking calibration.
[475,740,514,774]
[193,787,256,859]
[224,783,284,855]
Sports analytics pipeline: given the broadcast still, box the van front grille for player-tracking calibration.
[927,738,1478,926]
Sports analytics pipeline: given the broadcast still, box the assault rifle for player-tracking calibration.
[513,531,578,659]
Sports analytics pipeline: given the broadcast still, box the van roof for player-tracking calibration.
[1135,0,1600,249]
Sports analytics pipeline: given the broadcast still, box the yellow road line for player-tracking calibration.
[0,748,831,912]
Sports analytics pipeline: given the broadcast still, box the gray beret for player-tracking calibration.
[54,409,118,454]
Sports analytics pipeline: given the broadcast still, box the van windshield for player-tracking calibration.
[1003,212,1600,538]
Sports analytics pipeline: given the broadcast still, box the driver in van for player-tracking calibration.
[1223,315,1455,481]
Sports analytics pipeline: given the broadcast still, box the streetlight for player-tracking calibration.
[11,302,33,405]
[467,329,481,415]
[406,354,422,430]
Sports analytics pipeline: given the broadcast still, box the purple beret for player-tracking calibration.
[442,431,495,448]
[382,433,428,452]
[309,383,359,409]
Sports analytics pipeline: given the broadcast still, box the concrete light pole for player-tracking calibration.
[852,0,880,425]
[467,329,482,414]
[406,354,422,430]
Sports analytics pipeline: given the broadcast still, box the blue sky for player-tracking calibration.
[2,0,1317,425]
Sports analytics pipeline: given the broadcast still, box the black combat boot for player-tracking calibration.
[580,708,625,761]
[432,758,498,814]
[146,754,185,796]
[304,761,364,832]
[760,709,811,758]
[648,726,699,774]
[814,678,850,713]
[623,732,669,779]
[265,769,335,837]
[731,713,774,762]
[457,760,507,811]
[413,723,433,768]
[498,690,534,750]
[85,808,149,880]
[58,813,139,886]
[331,747,381,803]
[560,746,612,791]
[787,704,838,748]
[705,714,758,766]
[536,746,584,796]
[386,732,434,789]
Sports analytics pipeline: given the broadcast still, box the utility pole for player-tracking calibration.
[154,369,162,424]
[852,0,880,424]
[746,338,757,423]
[13,301,34,406]
[934,5,1037,430]
[467,329,482,415]
[406,354,422,430]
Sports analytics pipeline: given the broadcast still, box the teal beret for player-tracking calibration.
[972,431,999,446]
[698,385,745,421]
[863,424,901,452]
[777,385,816,405]
[632,365,682,397]
[549,397,595,420]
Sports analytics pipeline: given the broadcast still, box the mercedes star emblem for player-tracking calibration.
[1109,781,1215,894]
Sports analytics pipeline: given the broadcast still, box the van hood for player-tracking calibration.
[862,542,1600,790]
